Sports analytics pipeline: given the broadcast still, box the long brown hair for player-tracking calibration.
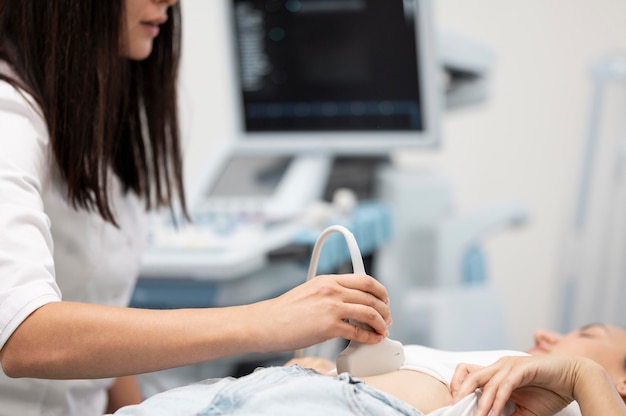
[0,1,187,224]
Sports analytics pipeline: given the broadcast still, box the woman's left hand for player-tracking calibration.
[449,355,575,416]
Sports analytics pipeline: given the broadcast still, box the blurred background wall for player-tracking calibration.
[431,0,626,349]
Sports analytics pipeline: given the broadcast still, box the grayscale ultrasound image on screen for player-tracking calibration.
[232,0,423,133]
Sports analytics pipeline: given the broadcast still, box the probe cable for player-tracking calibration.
[294,225,366,358]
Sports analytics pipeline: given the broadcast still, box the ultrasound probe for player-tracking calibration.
[297,225,405,377]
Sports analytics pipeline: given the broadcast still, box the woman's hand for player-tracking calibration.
[284,356,336,374]
[106,375,143,414]
[450,355,578,416]
[250,274,391,353]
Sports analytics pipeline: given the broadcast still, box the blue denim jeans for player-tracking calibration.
[114,365,424,416]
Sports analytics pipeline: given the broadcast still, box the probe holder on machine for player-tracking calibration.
[302,225,405,378]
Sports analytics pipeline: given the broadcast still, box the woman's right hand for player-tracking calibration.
[249,273,391,353]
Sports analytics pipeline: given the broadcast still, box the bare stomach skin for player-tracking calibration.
[284,358,452,413]
[360,369,453,414]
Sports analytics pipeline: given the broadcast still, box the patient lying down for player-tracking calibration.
[286,345,581,416]
[110,324,626,416]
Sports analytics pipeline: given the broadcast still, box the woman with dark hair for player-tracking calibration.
[0,1,391,415]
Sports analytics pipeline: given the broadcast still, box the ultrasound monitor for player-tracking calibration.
[228,0,440,155]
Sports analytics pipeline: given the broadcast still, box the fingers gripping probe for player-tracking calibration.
[297,225,405,377]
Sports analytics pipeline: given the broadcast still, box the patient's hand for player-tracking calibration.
[451,355,626,416]
[284,356,336,374]
[450,355,578,416]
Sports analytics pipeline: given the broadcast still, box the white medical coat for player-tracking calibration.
[0,74,147,415]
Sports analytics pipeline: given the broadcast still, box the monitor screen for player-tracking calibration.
[208,155,292,198]
[228,0,440,155]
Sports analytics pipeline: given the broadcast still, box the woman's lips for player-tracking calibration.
[141,22,160,37]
